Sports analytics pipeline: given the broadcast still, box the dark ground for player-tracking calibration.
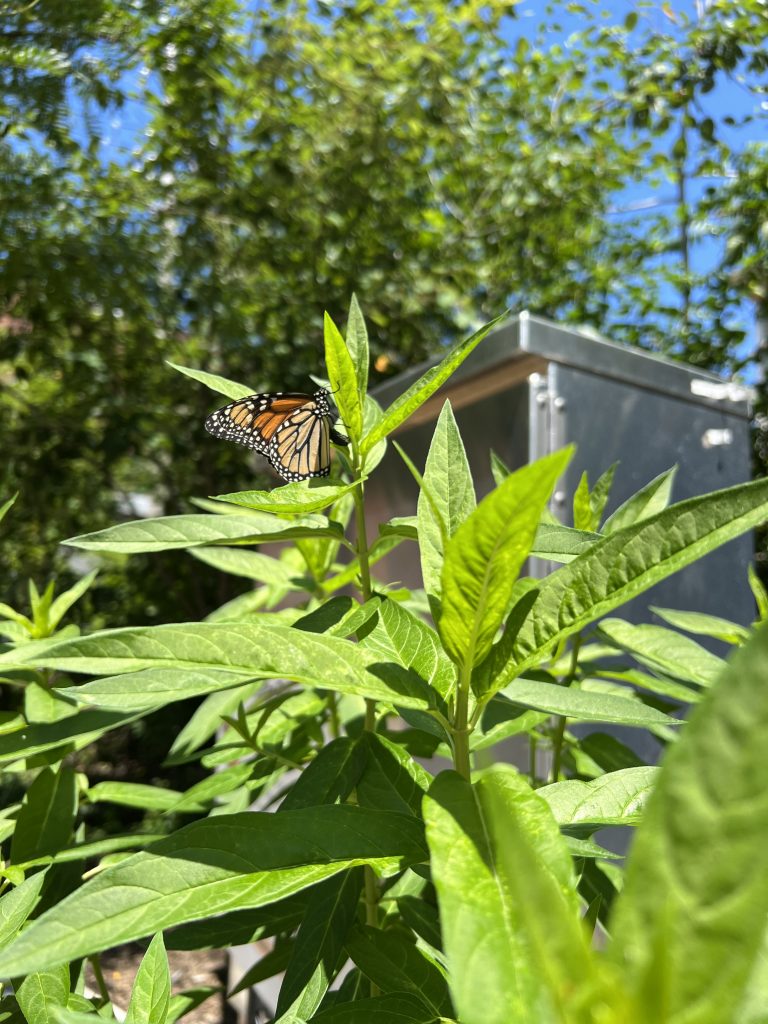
[85,945,234,1023]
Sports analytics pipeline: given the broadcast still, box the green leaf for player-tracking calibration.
[650,605,750,644]
[471,695,548,752]
[312,992,439,1023]
[489,450,511,486]
[358,598,455,700]
[47,571,98,633]
[0,708,148,765]
[166,989,218,1024]
[573,472,592,531]
[190,547,307,587]
[539,766,660,829]
[276,869,362,1019]
[748,563,768,622]
[167,361,253,400]
[0,871,48,949]
[360,311,507,457]
[597,618,724,686]
[578,733,644,773]
[125,933,171,1024]
[418,401,475,618]
[324,312,363,444]
[294,597,381,638]
[87,782,187,813]
[589,463,617,530]
[16,965,69,1024]
[397,895,442,952]
[424,767,598,1024]
[10,766,77,864]
[356,732,431,817]
[22,622,435,712]
[0,493,17,527]
[479,475,768,693]
[440,447,573,671]
[532,523,600,562]
[64,513,340,553]
[0,807,427,976]
[278,737,366,812]
[167,682,261,762]
[345,926,451,1016]
[737,925,768,1024]
[213,479,362,515]
[608,624,768,1021]
[501,677,676,728]
[602,466,676,534]
[167,897,306,951]
[345,295,369,399]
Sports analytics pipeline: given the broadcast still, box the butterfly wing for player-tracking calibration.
[267,400,333,481]
[204,393,313,454]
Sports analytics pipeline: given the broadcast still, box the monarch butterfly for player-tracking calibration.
[204,388,348,482]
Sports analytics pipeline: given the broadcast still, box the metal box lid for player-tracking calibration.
[371,311,752,423]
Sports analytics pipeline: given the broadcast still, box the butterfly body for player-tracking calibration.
[205,388,348,481]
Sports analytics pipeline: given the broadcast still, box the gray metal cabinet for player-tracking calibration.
[366,311,754,625]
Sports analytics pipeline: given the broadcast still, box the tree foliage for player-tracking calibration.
[1,0,766,620]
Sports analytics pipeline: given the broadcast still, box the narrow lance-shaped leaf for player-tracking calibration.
[602,465,676,534]
[345,925,452,1017]
[18,622,435,712]
[360,310,508,457]
[10,765,77,864]
[0,870,48,950]
[47,570,98,632]
[167,361,253,400]
[418,401,475,619]
[609,623,768,1024]
[324,311,363,445]
[0,806,427,976]
[424,767,601,1024]
[63,513,341,553]
[212,479,363,514]
[346,294,369,399]
[125,933,171,1024]
[440,447,572,672]
[478,475,768,694]
[275,869,362,1019]
[597,618,725,687]
[650,605,750,645]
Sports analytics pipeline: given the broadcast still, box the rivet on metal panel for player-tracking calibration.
[554,396,566,411]
[553,490,566,505]
[536,392,548,406]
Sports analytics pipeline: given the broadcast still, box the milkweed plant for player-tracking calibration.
[1,298,768,1024]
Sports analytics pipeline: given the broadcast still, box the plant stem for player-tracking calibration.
[550,634,582,784]
[89,954,110,1006]
[453,665,472,781]
[529,731,538,786]
[351,465,379,938]
[352,478,376,732]
[550,715,567,784]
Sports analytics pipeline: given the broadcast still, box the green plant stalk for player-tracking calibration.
[453,663,472,781]
[550,634,582,783]
[89,953,110,1006]
[529,731,538,786]
[350,460,379,946]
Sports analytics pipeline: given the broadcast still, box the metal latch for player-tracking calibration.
[701,428,734,448]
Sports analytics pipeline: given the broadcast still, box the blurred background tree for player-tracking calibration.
[1,0,766,625]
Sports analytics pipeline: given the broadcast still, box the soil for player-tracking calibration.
[84,944,234,1024]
